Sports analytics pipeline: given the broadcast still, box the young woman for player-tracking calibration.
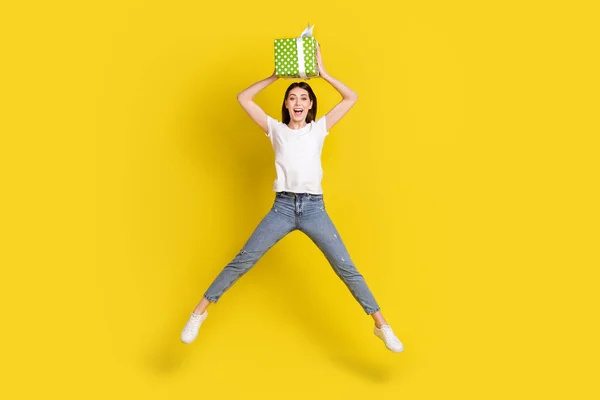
[181,45,404,352]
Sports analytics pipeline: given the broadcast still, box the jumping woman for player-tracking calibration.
[181,45,404,353]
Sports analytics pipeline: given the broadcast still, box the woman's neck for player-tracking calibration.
[287,121,308,130]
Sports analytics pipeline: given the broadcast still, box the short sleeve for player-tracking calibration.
[266,116,278,138]
[317,115,329,137]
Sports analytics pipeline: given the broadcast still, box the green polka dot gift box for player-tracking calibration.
[274,24,319,79]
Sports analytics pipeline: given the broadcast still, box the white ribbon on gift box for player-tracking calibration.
[296,24,316,79]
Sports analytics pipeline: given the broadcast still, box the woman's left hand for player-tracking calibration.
[316,44,328,78]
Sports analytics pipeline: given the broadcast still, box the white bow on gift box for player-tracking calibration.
[297,24,317,79]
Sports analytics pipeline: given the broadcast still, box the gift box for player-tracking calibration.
[274,24,319,79]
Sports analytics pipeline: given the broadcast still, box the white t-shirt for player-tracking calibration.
[266,115,329,194]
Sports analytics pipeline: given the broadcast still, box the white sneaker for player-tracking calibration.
[181,311,208,344]
[374,324,404,352]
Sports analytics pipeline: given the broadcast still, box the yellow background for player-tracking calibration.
[1,0,598,398]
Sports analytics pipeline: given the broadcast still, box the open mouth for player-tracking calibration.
[293,108,303,116]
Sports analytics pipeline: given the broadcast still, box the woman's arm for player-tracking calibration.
[237,72,279,133]
[316,45,359,131]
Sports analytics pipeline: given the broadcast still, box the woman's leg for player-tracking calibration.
[370,311,388,328]
[298,199,381,316]
[193,297,211,315]
[181,197,296,343]
[200,202,296,307]
[298,198,404,352]
[182,200,296,344]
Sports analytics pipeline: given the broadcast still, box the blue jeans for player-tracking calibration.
[203,191,381,315]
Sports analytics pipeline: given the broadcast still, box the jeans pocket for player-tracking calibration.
[314,199,325,211]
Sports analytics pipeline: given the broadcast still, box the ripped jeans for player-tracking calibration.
[203,191,381,315]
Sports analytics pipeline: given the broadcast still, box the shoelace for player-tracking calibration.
[381,326,399,343]
[185,313,202,329]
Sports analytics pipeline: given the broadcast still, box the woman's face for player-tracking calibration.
[285,87,313,123]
